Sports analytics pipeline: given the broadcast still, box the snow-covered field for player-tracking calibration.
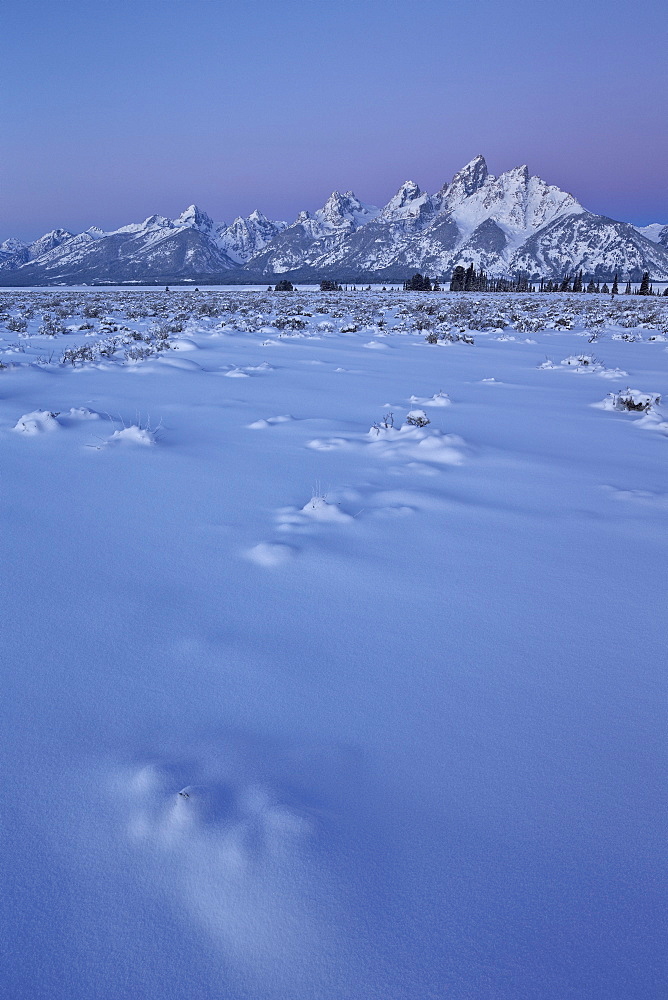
[2,289,666,999]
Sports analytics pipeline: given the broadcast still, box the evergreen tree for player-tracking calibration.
[559,274,572,292]
[274,279,294,291]
[464,263,475,291]
[586,278,596,293]
[639,271,650,295]
[405,273,431,291]
[450,265,466,291]
[601,283,609,294]
[573,270,583,293]
[611,273,619,297]
[624,279,632,295]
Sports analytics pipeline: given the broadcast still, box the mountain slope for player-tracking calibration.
[513,214,668,280]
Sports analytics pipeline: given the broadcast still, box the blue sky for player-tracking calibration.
[2,0,666,240]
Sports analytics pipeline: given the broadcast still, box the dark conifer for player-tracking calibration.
[450,266,466,291]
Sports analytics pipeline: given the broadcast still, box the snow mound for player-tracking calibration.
[636,410,668,434]
[558,354,626,376]
[306,437,349,451]
[367,424,465,466]
[300,496,353,522]
[108,425,157,446]
[594,388,661,413]
[307,422,465,467]
[13,409,60,434]
[247,415,294,429]
[245,542,297,567]
[170,338,198,351]
[156,356,202,370]
[408,391,451,407]
[64,407,100,420]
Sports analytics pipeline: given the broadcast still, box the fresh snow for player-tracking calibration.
[1,287,667,1000]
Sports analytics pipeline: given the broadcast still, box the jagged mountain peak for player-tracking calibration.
[314,190,378,232]
[391,180,423,203]
[378,180,432,224]
[505,163,529,181]
[446,155,489,201]
[144,214,172,229]
[29,229,76,253]
[0,237,28,253]
[111,214,173,236]
[216,209,287,264]
[442,160,583,238]
[173,204,215,232]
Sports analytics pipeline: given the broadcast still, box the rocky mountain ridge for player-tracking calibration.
[2,156,667,284]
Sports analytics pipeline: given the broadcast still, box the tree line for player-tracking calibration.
[275,270,666,294]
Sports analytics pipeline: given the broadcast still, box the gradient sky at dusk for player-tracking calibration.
[2,0,666,241]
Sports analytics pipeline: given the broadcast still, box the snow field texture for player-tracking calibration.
[1,288,667,1000]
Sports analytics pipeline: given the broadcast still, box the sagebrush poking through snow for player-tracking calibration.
[405,409,430,428]
[608,388,660,412]
[13,409,61,434]
[107,425,157,446]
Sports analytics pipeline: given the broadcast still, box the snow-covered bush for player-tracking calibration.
[405,409,430,427]
[609,388,660,413]
[6,317,27,333]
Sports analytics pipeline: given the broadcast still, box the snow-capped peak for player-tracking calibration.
[216,210,288,264]
[27,229,76,258]
[112,214,173,236]
[314,191,379,233]
[442,155,490,206]
[0,237,28,254]
[173,204,215,233]
[378,181,432,223]
[634,223,668,244]
[442,160,583,239]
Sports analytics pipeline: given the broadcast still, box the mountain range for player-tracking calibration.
[2,156,667,285]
